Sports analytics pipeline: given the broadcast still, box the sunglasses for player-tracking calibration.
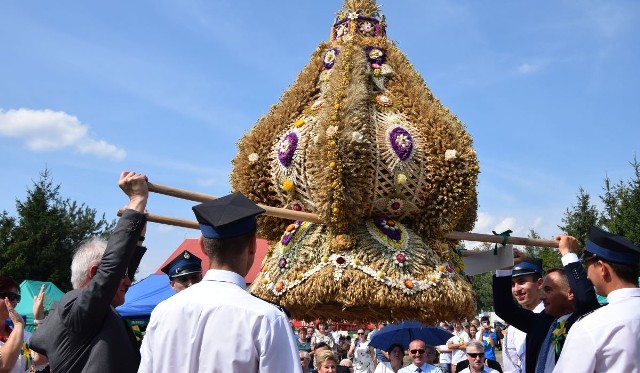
[467,353,484,358]
[0,291,21,303]
[410,349,425,355]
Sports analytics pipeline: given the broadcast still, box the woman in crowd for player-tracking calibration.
[297,327,312,353]
[373,343,405,373]
[468,325,478,342]
[348,329,373,373]
[0,276,47,373]
[316,350,339,373]
[311,321,335,351]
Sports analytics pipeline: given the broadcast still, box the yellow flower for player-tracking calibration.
[377,271,385,278]
[262,278,268,284]
[373,68,381,76]
[295,118,305,127]
[354,258,361,265]
[282,179,295,192]
[322,256,329,263]
[296,273,303,280]
[396,173,408,185]
[329,161,336,168]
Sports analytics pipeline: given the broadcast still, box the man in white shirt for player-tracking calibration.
[501,258,544,373]
[457,341,499,373]
[554,227,640,372]
[446,321,470,373]
[398,339,440,373]
[138,192,301,373]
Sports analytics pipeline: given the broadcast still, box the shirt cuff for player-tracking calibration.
[561,252,579,266]
[496,269,513,277]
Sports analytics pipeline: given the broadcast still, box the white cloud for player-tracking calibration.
[0,108,125,160]
[494,217,517,234]
[474,212,494,232]
[516,63,540,74]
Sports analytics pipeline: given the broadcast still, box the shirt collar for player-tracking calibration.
[607,287,640,303]
[203,269,246,289]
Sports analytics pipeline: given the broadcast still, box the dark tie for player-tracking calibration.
[416,368,423,373]
[535,320,557,373]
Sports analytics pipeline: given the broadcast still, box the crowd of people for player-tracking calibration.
[1,170,639,372]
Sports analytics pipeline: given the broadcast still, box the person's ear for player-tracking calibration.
[89,264,99,279]
[198,235,206,256]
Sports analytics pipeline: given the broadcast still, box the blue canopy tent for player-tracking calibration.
[116,274,175,323]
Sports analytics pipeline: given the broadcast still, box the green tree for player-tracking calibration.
[0,169,114,291]
[600,157,640,246]
[558,187,600,250]
[522,229,561,272]
[469,243,494,313]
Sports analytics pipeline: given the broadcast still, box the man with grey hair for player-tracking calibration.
[30,171,149,373]
[457,341,499,373]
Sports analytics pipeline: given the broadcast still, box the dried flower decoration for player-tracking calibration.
[326,125,339,137]
[387,198,403,212]
[375,94,392,107]
[323,48,339,69]
[445,149,457,161]
[282,178,295,193]
[365,46,386,65]
[388,127,415,161]
[276,132,299,168]
[248,153,259,163]
[395,173,408,185]
[351,131,364,143]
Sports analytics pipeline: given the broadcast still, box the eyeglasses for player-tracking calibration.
[0,291,21,303]
[357,332,365,335]
[467,353,484,358]
[410,349,425,355]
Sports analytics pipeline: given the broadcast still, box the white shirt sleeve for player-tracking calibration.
[560,252,579,266]
[258,313,303,372]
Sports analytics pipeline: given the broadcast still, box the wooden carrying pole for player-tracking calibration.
[124,182,559,248]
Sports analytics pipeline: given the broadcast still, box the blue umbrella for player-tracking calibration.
[369,321,453,351]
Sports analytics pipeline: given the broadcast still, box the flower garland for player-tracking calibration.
[551,320,567,357]
[261,252,456,297]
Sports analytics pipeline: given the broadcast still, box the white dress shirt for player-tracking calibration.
[554,287,640,372]
[138,269,301,373]
[502,302,544,373]
[397,363,440,373]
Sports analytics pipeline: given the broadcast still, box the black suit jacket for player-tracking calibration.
[30,210,146,373]
[493,261,599,373]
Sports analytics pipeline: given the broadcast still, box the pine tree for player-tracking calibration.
[0,169,114,291]
[600,157,640,246]
[558,187,600,251]
[523,228,561,272]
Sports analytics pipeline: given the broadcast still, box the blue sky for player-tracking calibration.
[1,1,639,278]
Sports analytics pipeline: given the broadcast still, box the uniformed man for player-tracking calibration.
[554,227,640,372]
[501,258,544,373]
[138,192,301,373]
[160,250,203,292]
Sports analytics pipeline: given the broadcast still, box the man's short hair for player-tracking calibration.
[314,342,330,351]
[71,237,107,289]
[466,340,485,353]
[545,267,569,289]
[202,232,255,263]
[608,261,640,284]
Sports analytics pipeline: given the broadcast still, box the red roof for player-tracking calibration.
[155,238,270,284]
